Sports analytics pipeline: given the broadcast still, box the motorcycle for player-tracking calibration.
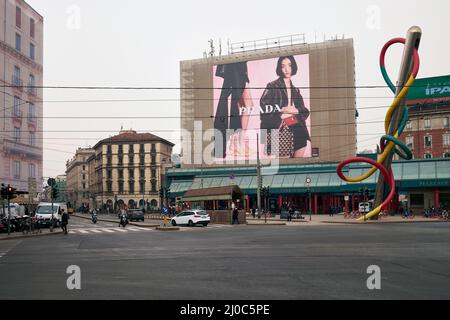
[119,213,128,228]
[92,214,97,224]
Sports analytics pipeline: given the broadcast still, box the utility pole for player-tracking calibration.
[256,133,262,219]
[374,27,422,219]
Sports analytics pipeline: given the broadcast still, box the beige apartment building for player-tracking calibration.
[0,0,43,193]
[67,130,174,212]
[66,148,95,210]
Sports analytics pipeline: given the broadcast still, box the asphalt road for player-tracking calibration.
[0,217,449,300]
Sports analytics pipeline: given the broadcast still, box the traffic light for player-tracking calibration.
[0,184,6,199]
[2,184,17,200]
[52,186,59,200]
[165,187,170,199]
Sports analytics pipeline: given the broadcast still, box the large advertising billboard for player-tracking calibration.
[213,54,311,161]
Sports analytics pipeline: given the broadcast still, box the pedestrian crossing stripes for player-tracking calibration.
[68,227,153,235]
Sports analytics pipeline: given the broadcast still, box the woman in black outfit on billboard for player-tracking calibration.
[260,56,311,158]
[214,62,251,158]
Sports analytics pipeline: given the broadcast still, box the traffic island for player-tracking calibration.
[246,221,287,226]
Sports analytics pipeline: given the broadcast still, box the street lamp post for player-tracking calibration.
[305,177,312,221]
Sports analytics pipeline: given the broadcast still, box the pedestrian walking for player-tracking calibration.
[61,209,69,235]
[288,205,293,221]
[232,207,239,225]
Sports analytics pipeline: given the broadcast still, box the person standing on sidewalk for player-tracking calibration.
[61,209,69,235]
[232,206,239,225]
[287,205,293,222]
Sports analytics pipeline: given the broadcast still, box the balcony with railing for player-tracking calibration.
[12,76,23,90]
[27,86,38,97]
[27,114,37,128]
[12,109,23,125]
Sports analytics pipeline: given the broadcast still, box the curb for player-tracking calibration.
[246,222,287,226]
[155,226,180,231]
[0,230,64,241]
[321,220,450,225]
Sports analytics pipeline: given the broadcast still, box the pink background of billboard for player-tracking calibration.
[213,54,310,160]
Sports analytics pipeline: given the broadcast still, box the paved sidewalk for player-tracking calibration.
[247,213,449,225]
[0,227,64,241]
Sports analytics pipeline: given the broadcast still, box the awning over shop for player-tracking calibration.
[182,185,243,202]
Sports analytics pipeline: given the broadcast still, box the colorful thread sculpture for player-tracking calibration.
[337,38,420,221]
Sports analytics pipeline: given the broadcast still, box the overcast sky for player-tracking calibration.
[25,0,450,178]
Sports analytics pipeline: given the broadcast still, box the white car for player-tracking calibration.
[171,210,210,227]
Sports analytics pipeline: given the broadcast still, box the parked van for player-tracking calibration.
[35,202,68,226]
[0,203,27,218]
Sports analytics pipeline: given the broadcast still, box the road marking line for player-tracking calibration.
[76,229,90,234]
[100,228,115,233]
[88,229,103,233]
[128,226,151,231]
[112,228,128,232]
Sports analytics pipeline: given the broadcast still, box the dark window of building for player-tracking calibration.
[129,144,134,154]
[107,182,112,193]
[444,117,449,129]
[129,169,134,179]
[151,169,156,178]
[15,33,21,51]
[82,165,85,171]
[82,183,86,189]
[151,181,157,192]
[118,145,123,154]
[140,144,144,153]
[129,181,134,193]
[410,194,424,206]
[107,170,112,179]
[118,154,123,165]
[107,155,112,165]
[118,169,123,179]
[13,66,21,86]
[444,152,450,158]
[424,136,432,148]
[107,145,112,154]
[140,155,145,164]
[30,18,35,38]
[424,118,431,129]
[140,169,145,178]
[151,155,156,164]
[82,174,86,180]
[140,182,145,193]
[151,144,156,152]
[16,7,21,28]
[118,181,124,193]
[29,43,35,60]
[424,153,432,159]
[406,120,412,130]
[129,155,134,164]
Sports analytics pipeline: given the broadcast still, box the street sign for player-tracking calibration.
[47,178,56,187]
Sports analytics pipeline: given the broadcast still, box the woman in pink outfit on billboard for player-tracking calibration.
[260,56,311,158]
